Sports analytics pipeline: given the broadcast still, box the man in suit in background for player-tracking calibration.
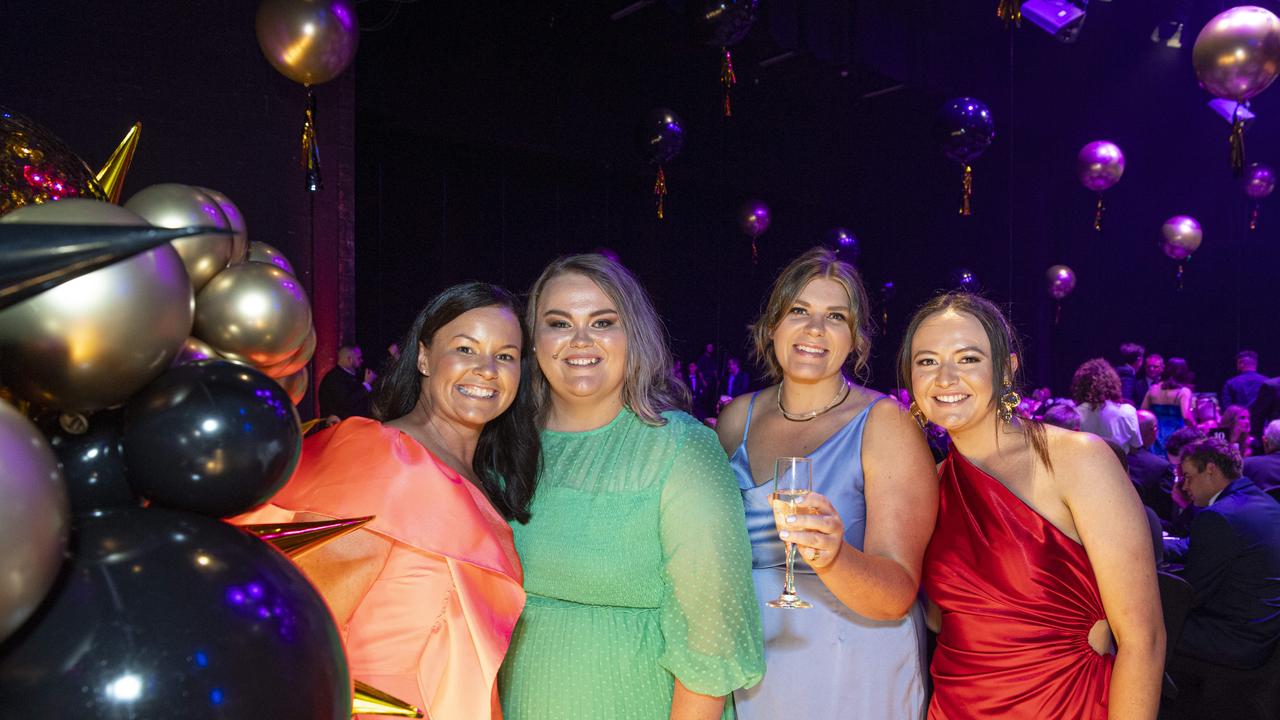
[1129,409,1175,522]
[1249,375,1280,441]
[318,344,374,421]
[1115,342,1145,405]
[1243,420,1280,493]
[723,356,750,398]
[1165,437,1280,671]
[1222,350,1266,410]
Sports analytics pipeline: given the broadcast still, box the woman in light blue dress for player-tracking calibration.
[716,248,937,719]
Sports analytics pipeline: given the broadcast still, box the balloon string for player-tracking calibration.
[751,239,758,265]
[960,164,973,216]
[1230,108,1245,179]
[1054,302,1061,326]
[1251,202,1260,231]
[721,48,736,118]
[302,87,322,192]
[654,166,667,219]
[1176,262,1185,292]
[996,0,1021,28]
[1093,194,1105,232]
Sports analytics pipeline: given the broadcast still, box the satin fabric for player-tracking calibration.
[234,418,525,720]
[923,449,1113,719]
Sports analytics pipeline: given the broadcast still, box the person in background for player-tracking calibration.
[1073,358,1142,451]
[1217,405,1257,458]
[1193,396,1220,435]
[1165,426,1209,536]
[1142,356,1194,457]
[319,344,375,421]
[1243,420,1280,493]
[1042,403,1082,431]
[697,342,720,396]
[1129,409,1176,523]
[1249,375,1280,440]
[1221,350,1265,410]
[724,356,751,398]
[1115,342,1146,405]
[1133,353,1164,411]
[686,360,714,420]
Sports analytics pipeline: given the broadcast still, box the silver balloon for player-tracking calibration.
[0,199,194,412]
[199,187,248,263]
[171,336,222,367]
[1161,215,1203,260]
[1192,6,1280,102]
[276,366,310,405]
[1046,265,1077,300]
[246,241,296,276]
[259,326,316,378]
[125,183,233,292]
[0,399,69,642]
[195,262,312,366]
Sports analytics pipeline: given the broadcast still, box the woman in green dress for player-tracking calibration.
[499,253,765,719]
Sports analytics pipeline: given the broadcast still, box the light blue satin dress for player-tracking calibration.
[730,393,927,719]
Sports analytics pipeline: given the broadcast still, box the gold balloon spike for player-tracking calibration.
[352,680,423,718]
[300,417,325,435]
[94,122,141,204]
[242,515,373,559]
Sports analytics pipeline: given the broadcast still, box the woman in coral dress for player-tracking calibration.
[236,282,541,719]
[899,292,1164,719]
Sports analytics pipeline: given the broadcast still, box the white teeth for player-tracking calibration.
[795,344,827,355]
[565,357,600,366]
[935,394,968,403]
[457,385,497,399]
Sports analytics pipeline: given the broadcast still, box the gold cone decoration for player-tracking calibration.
[352,680,424,717]
[242,515,373,559]
[94,122,141,204]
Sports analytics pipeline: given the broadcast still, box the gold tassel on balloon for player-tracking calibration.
[1229,108,1246,179]
[654,166,668,219]
[302,88,323,192]
[353,680,423,718]
[1093,195,1105,232]
[997,0,1021,28]
[94,122,141,204]
[959,164,973,216]
[242,516,373,559]
[721,48,737,117]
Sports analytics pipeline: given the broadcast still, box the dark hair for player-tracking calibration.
[1042,404,1082,432]
[1161,357,1193,390]
[1181,436,1243,479]
[1119,342,1145,365]
[1220,404,1251,444]
[1237,350,1258,365]
[1165,426,1206,458]
[372,282,542,523]
[1071,358,1122,407]
[525,253,689,426]
[751,247,874,383]
[896,292,1051,470]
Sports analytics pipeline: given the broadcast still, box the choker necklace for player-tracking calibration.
[777,379,851,422]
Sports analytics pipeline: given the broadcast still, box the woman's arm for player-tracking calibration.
[670,679,724,720]
[1059,435,1164,720]
[291,512,394,625]
[780,399,938,619]
[714,393,752,456]
[1179,388,1194,425]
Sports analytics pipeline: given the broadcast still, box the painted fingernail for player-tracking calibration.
[779,530,790,539]
[786,515,797,524]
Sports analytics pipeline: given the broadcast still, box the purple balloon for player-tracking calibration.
[950,267,980,292]
[1046,264,1077,300]
[1244,162,1276,199]
[739,200,771,239]
[1077,141,1126,192]
[939,98,995,164]
[827,227,860,261]
[1161,215,1203,260]
[641,108,685,166]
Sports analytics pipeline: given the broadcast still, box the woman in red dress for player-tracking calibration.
[898,293,1164,719]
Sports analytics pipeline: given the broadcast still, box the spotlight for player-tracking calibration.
[1022,0,1088,43]
[1150,0,1190,48]
[1208,99,1256,129]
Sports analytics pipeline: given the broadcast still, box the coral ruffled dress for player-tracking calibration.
[923,449,1113,719]
[235,418,525,720]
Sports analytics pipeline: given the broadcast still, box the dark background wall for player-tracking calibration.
[355,0,1280,396]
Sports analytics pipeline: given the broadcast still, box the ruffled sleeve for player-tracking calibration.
[657,420,765,696]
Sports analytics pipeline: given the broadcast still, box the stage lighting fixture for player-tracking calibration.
[1022,0,1088,44]
[1208,99,1256,129]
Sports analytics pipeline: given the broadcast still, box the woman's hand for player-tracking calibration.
[772,491,845,571]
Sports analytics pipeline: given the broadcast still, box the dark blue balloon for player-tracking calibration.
[0,508,348,718]
[951,267,981,292]
[123,360,301,518]
[939,97,995,164]
[690,0,759,47]
[43,409,139,516]
[640,108,685,166]
[827,227,860,263]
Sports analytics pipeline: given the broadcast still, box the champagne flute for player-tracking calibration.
[766,456,813,610]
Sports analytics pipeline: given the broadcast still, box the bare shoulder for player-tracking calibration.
[714,390,759,454]
[863,391,931,467]
[865,391,918,434]
[1044,425,1127,490]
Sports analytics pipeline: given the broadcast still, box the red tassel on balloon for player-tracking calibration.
[959,164,973,216]
[654,166,668,219]
[721,48,737,117]
[1093,195,1105,231]
[1251,202,1261,231]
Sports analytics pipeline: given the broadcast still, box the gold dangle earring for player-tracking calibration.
[908,401,927,428]
[997,384,1021,424]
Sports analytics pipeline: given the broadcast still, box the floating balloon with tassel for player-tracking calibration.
[1192,6,1280,177]
[939,98,995,216]
[1077,141,1125,231]
[1244,162,1276,230]
[738,199,771,264]
[1045,264,1077,324]
[689,0,758,117]
[640,109,685,219]
[827,227,859,263]
[1161,215,1203,290]
[950,267,980,293]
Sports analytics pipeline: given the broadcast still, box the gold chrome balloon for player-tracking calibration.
[171,336,222,366]
[0,199,194,412]
[255,0,359,87]
[94,122,141,204]
[125,183,233,292]
[246,240,297,276]
[1193,6,1280,101]
[276,366,310,405]
[259,325,315,378]
[195,262,312,366]
[199,187,248,263]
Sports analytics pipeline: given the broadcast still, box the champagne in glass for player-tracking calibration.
[766,456,813,610]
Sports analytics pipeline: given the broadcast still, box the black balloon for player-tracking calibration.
[690,0,759,47]
[0,507,349,718]
[827,227,860,263]
[640,108,685,166]
[43,409,139,516]
[879,280,897,301]
[939,97,995,164]
[951,267,981,292]
[123,360,302,518]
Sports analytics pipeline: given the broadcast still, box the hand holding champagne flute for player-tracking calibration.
[767,457,813,609]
